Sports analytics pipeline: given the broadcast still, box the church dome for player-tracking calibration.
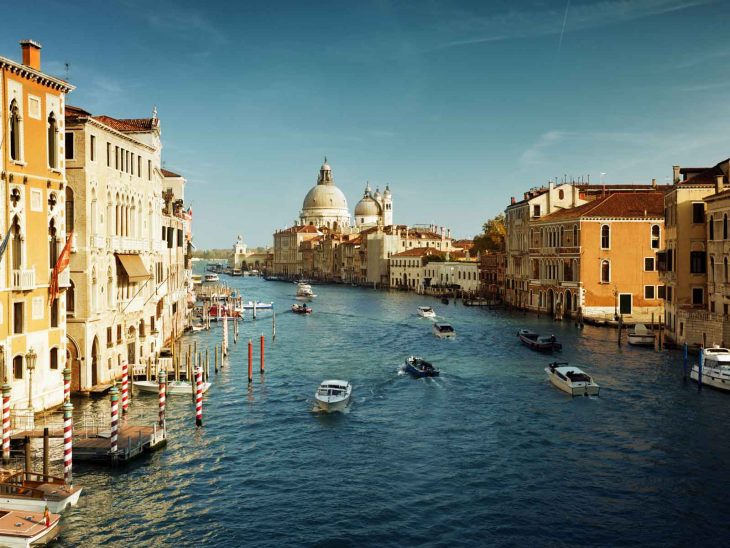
[302,184,349,211]
[300,159,351,229]
[354,195,381,216]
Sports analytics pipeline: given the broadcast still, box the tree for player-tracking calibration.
[473,214,506,253]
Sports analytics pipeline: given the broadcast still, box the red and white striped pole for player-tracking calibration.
[195,367,203,427]
[158,368,166,429]
[121,362,129,415]
[110,386,119,455]
[2,383,11,465]
[63,401,73,485]
[62,367,71,403]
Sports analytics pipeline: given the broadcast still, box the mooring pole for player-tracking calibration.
[63,401,73,485]
[260,334,265,374]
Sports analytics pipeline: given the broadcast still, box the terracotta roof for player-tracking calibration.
[65,105,91,120]
[93,115,158,132]
[452,239,474,249]
[162,168,182,178]
[537,192,665,222]
[391,247,444,258]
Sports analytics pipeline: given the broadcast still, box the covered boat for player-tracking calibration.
[518,329,562,352]
[314,380,352,413]
[0,471,82,513]
[432,322,455,339]
[417,306,436,318]
[691,346,730,391]
[404,356,439,378]
[627,324,655,346]
[291,304,312,315]
[0,508,61,547]
[545,362,600,396]
[134,379,211,395]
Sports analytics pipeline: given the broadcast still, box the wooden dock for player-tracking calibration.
[74,425,166,464]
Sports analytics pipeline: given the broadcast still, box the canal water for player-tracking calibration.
[56,275,730,547]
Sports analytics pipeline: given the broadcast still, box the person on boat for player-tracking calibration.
[44,505,51,527]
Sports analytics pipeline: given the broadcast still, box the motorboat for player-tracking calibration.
[517,329,562,352]
[204,273,220,283]
[404,356,439,378]
[0,508,61,547]
[296,283,316,299]
[291,304,312,315]
[241,301,274,310]
[0,471,82,513]
[545,362,600,396]
[691,346,730,391]
[432,322,455,339]
[417,306,436,318]
[627,324,655,346]
[314,380,352,413]
[134,379,211,395]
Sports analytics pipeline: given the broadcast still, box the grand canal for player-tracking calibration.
[57,275,730,547]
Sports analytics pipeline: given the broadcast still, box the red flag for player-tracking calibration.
[50,231,73,306]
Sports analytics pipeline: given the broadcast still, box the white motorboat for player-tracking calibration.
[134,379,211,395]
[691,346,730,391]
[545,362,600,396]
[296,283,316,299]
[204,273,220,283]
[0,508,61,547]
[432,322,455,339]
[417,306,436,318]
[314,380,352,413]
[241,301,274,310]
[0,471,82,513]
[627,324,655,346]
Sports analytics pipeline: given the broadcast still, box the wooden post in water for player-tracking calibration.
[260,334,265,374]
[617,315,623,346]
[205,348,209,381]
[272,310,276,341]
[234,317,238,344]
[248,339,253,384]
[24,436,31,481]
[698,345,704,391]
[214,344,219,373]
[43,428,49,478]
[683,342,688,382]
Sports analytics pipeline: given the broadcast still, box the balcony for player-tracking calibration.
[110,236,146,253]
[12,269,35,291]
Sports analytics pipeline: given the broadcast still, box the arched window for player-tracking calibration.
[651,224,660,249]
[11,216,21,270]
[50,347,59,370]
[47,112,58,168]
[65,187,74,232]
[48,219,58,270]
[725,214,728,240]
[601,260,610,283]
[710,216,715,240]
[13,355,22,380]
[601,225,610,249]
[67,281,75,314]
[9,100,20,161]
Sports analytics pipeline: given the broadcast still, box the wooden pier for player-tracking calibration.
[74,424,166,464]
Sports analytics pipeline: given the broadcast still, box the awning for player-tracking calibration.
[116,253,151,283]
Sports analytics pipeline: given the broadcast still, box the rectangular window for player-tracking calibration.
[50,348,58,370]
[690,251,707,274]
[177,229,183,247]
[115,146,119,169]
[667,286,673,303]
[167,228,174,249]
[161,226,166,241]
[13,302,23,334]
[107,142,111,166]
[64,132,74,160]
[693,203,705,224]
[138,156,142,177]
[130,153,134,175]
[51,299,59,328]
[107,327,113,348]
[126,151,130,173]
[117,325,122,343]
[644,285,655,299]
[90,135,96,162]
[658,285,666,299]
[644,257,655,271]
[711,300,716,313]
[692,287,704,305]
[148,160,151,180]
[533,205,541,217]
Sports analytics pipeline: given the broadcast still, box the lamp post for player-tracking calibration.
[25,348,36,411]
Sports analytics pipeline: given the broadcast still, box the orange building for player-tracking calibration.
[530,192,665,322]
[1,40,74,410]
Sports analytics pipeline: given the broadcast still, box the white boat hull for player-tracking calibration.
[134,380,211,395]
[690,366,730,391]
[314,396,351,413]
[0,487,81,513]
[628,334,655,346]
[0,512,60,547]
[545,368,600,396]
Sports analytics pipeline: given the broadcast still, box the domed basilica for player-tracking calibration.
[298,159,393,231]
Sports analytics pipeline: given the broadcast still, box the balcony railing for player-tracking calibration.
[12,269,35,291]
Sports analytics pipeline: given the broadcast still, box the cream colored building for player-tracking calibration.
[65,105,165,390]
[389,247,443,289]
[425,261,480,293]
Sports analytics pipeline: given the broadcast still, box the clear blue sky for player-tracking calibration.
[2,0,728,248]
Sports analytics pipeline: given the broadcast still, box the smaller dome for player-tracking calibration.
[354,195,382,217]
[373,188,382,201]
[383,185,391,197]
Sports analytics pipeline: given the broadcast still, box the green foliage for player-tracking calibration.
[473,214,506,253]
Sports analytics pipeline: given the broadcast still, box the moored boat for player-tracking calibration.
[0,471,82,513]
[545,362,599,396]
[291,304,312,314]
[204,273,220,283]
[404,356,439,377]
[241,301,274,310]
[627,324,655,346]
[208,304,241,318]
[314,380,352,413]
[0,508,61,547]
[432,322,455,339]
[417,306,436,318]
[517,329,562,352]
[691,346,730,391]
[134,379,211,395]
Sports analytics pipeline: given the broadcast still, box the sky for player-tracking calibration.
[2,0,729,248]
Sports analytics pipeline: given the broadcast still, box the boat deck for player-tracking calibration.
[0,510,57,539]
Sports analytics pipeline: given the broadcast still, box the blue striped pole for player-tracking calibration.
[698,347,704,391]
[683,342,688,382]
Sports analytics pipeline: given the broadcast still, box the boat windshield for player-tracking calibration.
[437,325,454,332]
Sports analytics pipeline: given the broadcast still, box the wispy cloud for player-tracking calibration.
[120,0,227,45]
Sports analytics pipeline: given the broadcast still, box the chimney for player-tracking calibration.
[20,39,42,70]
[672,165,680,184]
[716,174,725,194]
[510,196,516,205]
[651,178,657,189]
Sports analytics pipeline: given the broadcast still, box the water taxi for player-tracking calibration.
[518,329,562,352]
[691,346,730,391]
[545,362,600,396]
[296,283,316,299]
[627,324,655,346]
[134,379,211,395]
[417,306,436,318]
[0,508,61,547]
[314,380,352,413]
[0,471,82,513]
[404,356,439,377]
[204,273,220,283]
[432,322,455,339]
[291,304,312,314]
